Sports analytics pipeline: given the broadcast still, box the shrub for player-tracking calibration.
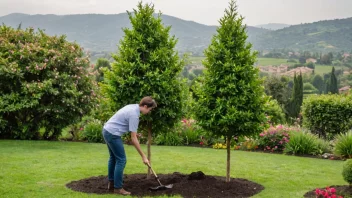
[178,119,202,145]
[334,131,352,158]
[83,119,103,143]
[342,159,352,185]
[154,132,184,146]
[0,25,98,140]
[264,99,286,125]
[302,94,352,139]
[257,125,293,152]
[284,131,330,155]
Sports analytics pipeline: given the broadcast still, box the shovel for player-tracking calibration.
[146,163,173,191]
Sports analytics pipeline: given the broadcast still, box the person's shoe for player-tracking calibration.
[108,181,114,191]
[114,188,131,195]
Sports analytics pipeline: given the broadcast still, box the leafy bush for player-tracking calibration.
[284,131,330,155]
[257,125,292,152]
[342,159,352,185]
[83,119,103,143]
[264,99,286,125]
[0,25,98,140]
[154,132,184,146]
[334,131,352,158]
[177,119,203,145]
[302,94,352,138]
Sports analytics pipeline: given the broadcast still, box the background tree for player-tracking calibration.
[263,75,291,106]
[311,74,324,94]
[101,2,184,178]
[94,58,111,82]
[285,72,303,119]
[0,25,97,140]
[193,0,267,182]
[327,67,338,94]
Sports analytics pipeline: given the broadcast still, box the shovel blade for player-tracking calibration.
[149,184,173,191]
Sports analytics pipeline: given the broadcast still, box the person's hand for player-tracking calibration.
[142,156,150,165]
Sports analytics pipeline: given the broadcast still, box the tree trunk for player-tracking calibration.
[226,136,231,182]
[147,123,152,179]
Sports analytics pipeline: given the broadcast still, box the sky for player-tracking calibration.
[0,0,352,26]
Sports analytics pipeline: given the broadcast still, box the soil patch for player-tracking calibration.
[66,171,264,197]
[304,185,352,197]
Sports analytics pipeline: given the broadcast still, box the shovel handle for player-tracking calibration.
[146,164,163,186]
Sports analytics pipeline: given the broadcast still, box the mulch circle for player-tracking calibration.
[66,171,264,197]
[304,185,352,197]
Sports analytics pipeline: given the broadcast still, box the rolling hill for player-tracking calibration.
[1,13,352,54]
[0,13,269,55]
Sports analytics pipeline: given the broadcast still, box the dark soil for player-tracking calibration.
[304,185,352,197]
[66,171,264,197]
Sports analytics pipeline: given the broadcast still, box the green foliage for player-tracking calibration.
[302,94,352,138]
[193,0,267,139]
[263,75,291,106]
[0,25,97,140]
[94,58,111,82]
[82,119,103,143]
[101,2,185,134]
[326,67,338,94]
[264,99,286,125]
[284,131,330,155]
[154,132,184,146]
[342,159,352,185]
[311,74,325,94]
[285,73,303,119]
[178,119,202,145]
[334,131,352,158]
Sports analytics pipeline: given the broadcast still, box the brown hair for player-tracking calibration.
[139,96,157,108]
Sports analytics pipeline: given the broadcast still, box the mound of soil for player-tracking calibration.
[66,171,264,197]
[304,185,352,197]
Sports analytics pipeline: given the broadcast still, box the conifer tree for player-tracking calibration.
[193,0,266,182]
[101,2,184,177]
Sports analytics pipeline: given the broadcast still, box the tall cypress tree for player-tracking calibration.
[194,0,266,182]
[329,67,338,94]
[285,72,303,119]
[101,2,184,178]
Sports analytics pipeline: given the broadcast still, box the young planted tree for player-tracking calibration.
[0,25,97,140]
[193,0,267,182]
[101,2,184,177]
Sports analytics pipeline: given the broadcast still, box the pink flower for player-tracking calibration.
[330,188,336,193]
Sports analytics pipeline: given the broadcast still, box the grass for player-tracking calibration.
[0,140,346,198]
[256,58,293,66]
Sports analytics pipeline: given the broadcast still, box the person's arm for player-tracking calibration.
[130,132,149,165]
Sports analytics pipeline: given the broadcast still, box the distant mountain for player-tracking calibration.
[0,13,269,56]
[253,18,352,52]
[255,23,291,30]
[1,13,352,54]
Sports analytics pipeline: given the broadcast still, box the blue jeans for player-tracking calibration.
[102,128,126,189]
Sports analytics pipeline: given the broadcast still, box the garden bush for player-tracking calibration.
[283,131,330,155]
[178,119,203,145]
[334,131,352,158]
[0,25,97,140]
[83,119,103,143]
[342,159,352,185]
[302,94,352,139]
[264,99,286,125]
[257,125,292,152]
[154,132,184,146]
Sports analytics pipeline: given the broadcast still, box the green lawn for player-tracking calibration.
[256,58,293,66]
[0,140,346,198]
